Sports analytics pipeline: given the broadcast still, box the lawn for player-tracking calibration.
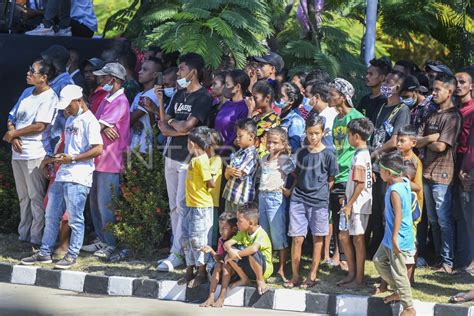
[0,233,472,305]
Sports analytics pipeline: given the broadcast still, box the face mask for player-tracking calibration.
[380,84,395,98]
[177,70,193,89]
[75,106,84,117]
[402,97,416,107]
[103,80,114,92]
[302,97,313,111]
[274,99,288,109]
[222,86,235,100]
[164,87,176,98]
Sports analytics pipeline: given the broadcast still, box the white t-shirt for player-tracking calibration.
[259,154,295,192]
[11,88,58,160]
[129,89,159,153]
[55,110,103,187]
[345,148,373,214]
[319,106,338,149]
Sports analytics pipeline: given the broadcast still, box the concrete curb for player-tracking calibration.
[0,262,472,315]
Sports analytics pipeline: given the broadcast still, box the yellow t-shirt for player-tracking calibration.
[232,226,273,279]
[209,155,223,207]
[186,154,213,208]
[404,153,423,236]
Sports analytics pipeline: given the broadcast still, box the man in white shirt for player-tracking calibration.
[21,85,103,270]
[3,60,58,246]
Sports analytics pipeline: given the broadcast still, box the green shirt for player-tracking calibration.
[332,108,365,184]
[232,226,273,279]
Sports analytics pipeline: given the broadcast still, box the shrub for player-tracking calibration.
[0,147,20,234]
[111,138,169,257]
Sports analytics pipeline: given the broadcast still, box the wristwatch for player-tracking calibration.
[71,156,77,164]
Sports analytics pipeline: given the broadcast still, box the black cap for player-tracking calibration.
[415,73,430,92]
[83,57,105,70]
[401,75,428,93]
[426,64,453,76]
[253,51,284,73]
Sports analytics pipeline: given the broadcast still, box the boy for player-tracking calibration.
[207,129,224,247]
[338,118,374,288]
[222,118,258,213]
[200,212,238,308]
[180,126,216,288]
[374,152,416,316]
[223,204,273,295]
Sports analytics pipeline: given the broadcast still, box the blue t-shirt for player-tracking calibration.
[382,181,415,251]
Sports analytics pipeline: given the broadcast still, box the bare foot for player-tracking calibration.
[283,277,300,289]
[337,275,354,286]
[341,280,364,289]
[212,297,225,308]
[177,271,194,285]
[400,307,416,316]
[200,297,214,307]
[188,273,207,288]
[229,277,251,289]
[383,292,401,304]
[256,280,268,295]
[373,283,388,295]
[277,269,288,283]
[300,278,317,289]
[339,260,349,271]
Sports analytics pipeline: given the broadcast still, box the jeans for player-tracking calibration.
[40,181,90,258]
[43,0,71,29]
[460,190,474,265]
[258,191,288,250]
[12,158,48,245]
[423,180,454,267]
[164,157,188,256]
[181,207,212,267]
[89,171,120,247]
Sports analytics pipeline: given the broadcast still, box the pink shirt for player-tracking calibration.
[94,88,130,173]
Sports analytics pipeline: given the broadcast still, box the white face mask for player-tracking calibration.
[75,105,84,117]
[177,70,193,89]
[164,87,176,98]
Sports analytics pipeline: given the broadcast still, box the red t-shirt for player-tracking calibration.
[458,99,474,154]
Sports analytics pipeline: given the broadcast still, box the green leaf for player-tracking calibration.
[205,17,233,38]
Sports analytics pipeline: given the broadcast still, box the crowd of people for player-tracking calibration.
[3,42,474,315]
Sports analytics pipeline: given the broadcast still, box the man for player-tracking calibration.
[70,0,98,38]
[67,48,87,92]
[25,0,71,36]
[253,51,284,91]
[393,60,419,76]
[425,62,453,91]
[82,57,107,114]
[130,57,163,154]
[357,57,391,125]
[20,85,103,269]
[399,75,429,126]
[157,53,213,272]
[3,60,58,246]
[453,69,474,268]
[118,50,140,104]
[368,71,411,260]
[417,73,461,273]
[81,62,130,259]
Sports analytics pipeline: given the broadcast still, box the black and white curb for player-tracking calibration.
[1,263,472,316]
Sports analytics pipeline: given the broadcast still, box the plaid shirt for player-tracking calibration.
[222,146,258,205]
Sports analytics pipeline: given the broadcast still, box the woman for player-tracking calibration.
[277,82,306,153]
[209,71,229,128]
[214,70,250,157]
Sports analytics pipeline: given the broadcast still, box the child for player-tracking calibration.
[200,212,238,308]
[258,127,295,281]
[338,118,374,288]
[373,152,416,316]
[207,129,224,247]
[223,204,273,295]
[285,116,338,289]
[246,80,280,157]
[222,118,258,213]
[180,126,216,288]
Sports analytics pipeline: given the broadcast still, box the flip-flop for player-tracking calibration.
[300,279,317,289]
[283,279,300,289]
[449,292,474,304]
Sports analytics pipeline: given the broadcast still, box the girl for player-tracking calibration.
[214,70,250,157]
[285,116,338,289]
[209,71,228,128]
[246,80,280,158]
[258,127,295,282]
[276,82,306,153]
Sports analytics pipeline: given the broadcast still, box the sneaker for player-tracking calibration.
[157,253,184,272]
[94,246,115,259]
[55,27,72,36]
[25,24,55,36]
[81,239,107,253]
[21,253,52,265]
[54,255,76,270]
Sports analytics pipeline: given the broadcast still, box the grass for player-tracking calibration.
[1,233,472,305]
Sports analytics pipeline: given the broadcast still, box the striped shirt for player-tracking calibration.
[222,146,258,205]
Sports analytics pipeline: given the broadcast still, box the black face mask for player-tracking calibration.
[223,86,235,99]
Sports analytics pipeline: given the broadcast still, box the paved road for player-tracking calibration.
[0,283,325,316]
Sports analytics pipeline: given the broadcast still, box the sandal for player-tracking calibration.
[449,292,474,304]
[283,279,300,289]
[300,278,317,289]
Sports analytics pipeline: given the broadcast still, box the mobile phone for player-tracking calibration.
[156,72,164,85]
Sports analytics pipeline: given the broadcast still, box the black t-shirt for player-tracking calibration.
[357,94,387,125]
[292,147,338,207]
[371,102,411,149]
[165,87,212,162]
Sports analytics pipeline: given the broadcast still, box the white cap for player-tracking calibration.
[56,85,83,110]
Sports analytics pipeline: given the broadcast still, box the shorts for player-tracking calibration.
[349,213,370,236]
[404,249,417,265]
[288,200,329,237]
[232,246,267,281]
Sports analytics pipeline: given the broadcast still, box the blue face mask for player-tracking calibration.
[103,80,113,92]
[164,87,176,98]
[274,99,288,109]
[302,97,313,111]
[402,97,416,107]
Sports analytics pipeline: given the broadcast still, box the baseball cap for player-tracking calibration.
[84,57,105,70]
[331,78,355,107]
[253,51,285,73]
[93,62,126,80]
[401,75,428,93]
[56,85,83,110]
[426,64,453,76]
